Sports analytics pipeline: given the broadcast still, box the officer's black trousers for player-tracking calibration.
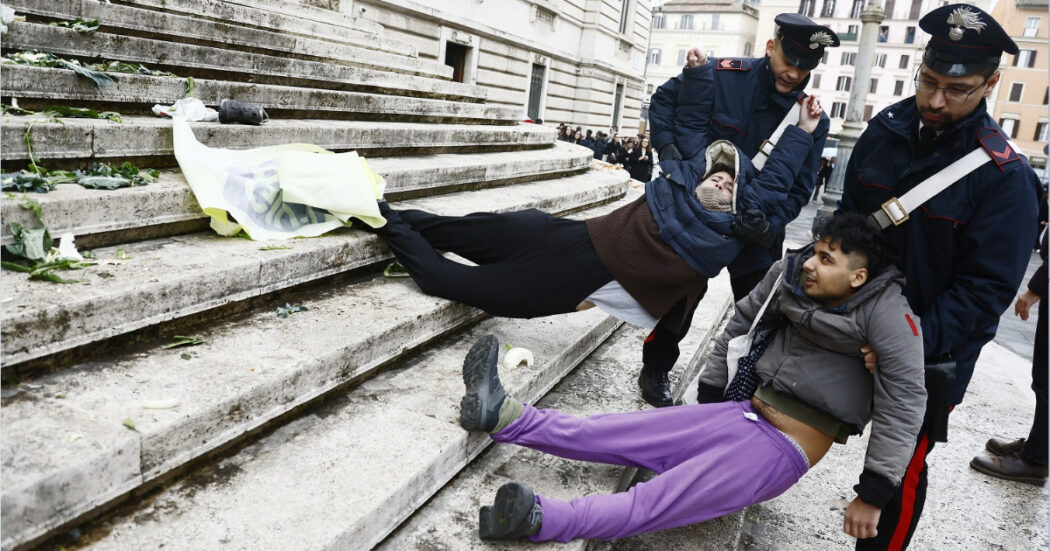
[1023,298,1048,465]
[375,204,613,320]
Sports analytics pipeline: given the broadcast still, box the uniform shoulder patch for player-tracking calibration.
[715,58,750,71]
[977,126,1019,171]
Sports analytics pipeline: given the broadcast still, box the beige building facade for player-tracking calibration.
[348,0,652,131]
[991,0,1049,178]
[643,1,760,113]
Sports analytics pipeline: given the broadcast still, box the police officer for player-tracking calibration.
[640,14,839,407]
[838,5,1042,548]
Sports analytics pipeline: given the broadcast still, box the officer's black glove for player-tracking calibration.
[659,143,682,161]
[731,209,773,246]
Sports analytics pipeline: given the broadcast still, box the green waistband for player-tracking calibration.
[754,385,855,444]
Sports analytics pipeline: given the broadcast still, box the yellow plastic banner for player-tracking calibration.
[172,117,386,240]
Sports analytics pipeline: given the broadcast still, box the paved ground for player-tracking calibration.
[790,195,1042,362]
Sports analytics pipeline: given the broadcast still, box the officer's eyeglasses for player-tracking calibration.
[913,71,987,104]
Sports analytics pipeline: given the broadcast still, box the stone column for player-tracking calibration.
[814,0,885,230]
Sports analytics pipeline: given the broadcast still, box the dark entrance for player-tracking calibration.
[445,42,468,83]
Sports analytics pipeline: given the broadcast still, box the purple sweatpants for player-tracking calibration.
[490,400,809,542]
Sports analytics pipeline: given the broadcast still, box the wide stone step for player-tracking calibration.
[0,116,555,165]
[0,142,598,247]
[1,170,629,369]
[11,0,446,79]
[379,274,734,550]
[47,311,620,551]
[1,65,516,123]
[3,23,482,101]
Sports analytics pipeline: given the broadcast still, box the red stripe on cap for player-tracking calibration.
[905,313,919,336]
[888,433,930,550]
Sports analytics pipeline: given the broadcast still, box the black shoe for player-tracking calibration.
[460,335,506,432]
[479,482,543,540]
[970,453,1048,484]
[638,367,673,408]
[218,99,269,125]
[986,437,1026,457]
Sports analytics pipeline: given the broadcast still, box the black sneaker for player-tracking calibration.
[218,99,269,125]
[459,335,506,432]
[638,367,673,408]
[479,482,543,540]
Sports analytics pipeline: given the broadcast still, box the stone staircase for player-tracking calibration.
[0,2,732,550]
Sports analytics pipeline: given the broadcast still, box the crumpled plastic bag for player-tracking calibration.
[172,117,386,240]
[152,98,218,122]
[1,5,17,33]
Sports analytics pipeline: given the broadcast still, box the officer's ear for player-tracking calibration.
[981,71,1001,98]
[765,39,775,57]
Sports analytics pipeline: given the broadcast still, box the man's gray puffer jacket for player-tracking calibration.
[699,244,926,507]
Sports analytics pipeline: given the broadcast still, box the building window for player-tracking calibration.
[526,63,547,121]
[822,51,829,64]
[850,0,864,18]
[744,42,753,56]
[870,78,878,93]
[1015,50,1038,68]
[841,52,857,66]
[1009,82,1024,102]
[905,26,916,43]
[1044,87,1048,104]
[677,49,688,66]
[648,48,662,65]
[821,0,836,17]
[652,14,665,29]
[1036,121,1049,142]
[445,42,469,83]
[799,0,815,16]
[874,53,887,68]
[619,0,631,34]
[1025,17,1040,37]
[863,104,874,121]
[612,83,625,127]
[679,14,694,30]
[999,118,1018,139]
[830,101,847,118]
[878,26,889,42]
[836,75,852,91]
[908,0,921,19]
[884,0,895,18]
[848,24,859,36]
[899,54,910,69]
[812,74,822,88]
[894,79,904,96]
[712,13,720,30]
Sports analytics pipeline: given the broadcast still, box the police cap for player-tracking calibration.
[920,3,1019,77]
[774,13,840,71]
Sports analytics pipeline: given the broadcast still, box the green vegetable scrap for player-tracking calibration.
[48,18,100,34]
[259,244,292,251]
[3,50,119,88]
[1,198,95,283]
[113,245,131,260]
[1,170,58,193]
[383,261,410,278]
[41,106,123,123]
[162,335,206,350]
[123,417,137,431]
[91,60,176,78]
[180,353,192,360]
[276,303,309,318]
[1,162,158,193]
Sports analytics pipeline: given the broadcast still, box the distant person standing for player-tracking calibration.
[592,132,607,160]
[628,137,654,182]
[812,157,832,202]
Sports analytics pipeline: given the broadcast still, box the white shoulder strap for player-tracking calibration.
[747,272,784,337]
[751,100,803,171]
[869,139,1021,230]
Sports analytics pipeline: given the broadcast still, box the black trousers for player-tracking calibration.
[642,268,767,374]
[1024,298,1048,465]
[375,205,613,319]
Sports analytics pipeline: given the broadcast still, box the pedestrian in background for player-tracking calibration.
[628,137,654,182]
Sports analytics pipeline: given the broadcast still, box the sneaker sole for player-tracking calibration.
[969,458,1048,485]
[459,335,500,432]
[479,482,536,540]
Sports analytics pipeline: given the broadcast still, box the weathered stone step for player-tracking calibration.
[49,311,620,551]
[3,23,482,101]
[11,0,447,79]
[379,273,734,550]
[0,116,554,166]
[1,65,516,123]
[0,142,598,247]
[1,169,629,369]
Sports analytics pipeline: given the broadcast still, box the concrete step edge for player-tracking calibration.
[11,0,446,78]
[3,24,484,101]
[0,169,630,368]
[0,116,555,162]
[379,273,735,550]
[1,65,517,123]
[0,142,598,245]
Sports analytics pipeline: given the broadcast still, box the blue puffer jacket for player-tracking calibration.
[649,56,829,275]
[839,97,1042,404]
[645,122,816,279]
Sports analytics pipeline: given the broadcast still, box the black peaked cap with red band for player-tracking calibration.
[774,13,840,71]
[920,3,1018,77]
